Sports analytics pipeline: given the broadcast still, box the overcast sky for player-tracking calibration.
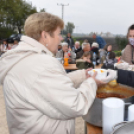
[27,0,134,35]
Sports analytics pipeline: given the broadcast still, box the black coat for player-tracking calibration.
[64,37,74,49]
[91,47,99,55]
[74,47,82,54]
[91,47,100,65]
[117,69,134,87]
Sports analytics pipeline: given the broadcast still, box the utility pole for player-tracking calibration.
[57,3,69,21]
[75,26,79,33]
[57,3,69,35]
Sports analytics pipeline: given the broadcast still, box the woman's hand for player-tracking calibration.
[92,71,106,87]
[86,59,91,63]
[101,69,117,83]
[85,68,106,87]
[83,57,91,63]
[85,68,93,78]
[83,57,87,62]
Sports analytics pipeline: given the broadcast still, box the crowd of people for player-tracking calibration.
[0,39,19,56]
[56,34,117,70]
[56,23,134,71]
[0,31,117,71]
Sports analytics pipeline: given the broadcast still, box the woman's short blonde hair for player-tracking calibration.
[24,12,64,41]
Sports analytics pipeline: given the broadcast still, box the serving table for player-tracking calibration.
[86,122,102,134]
[63,64,78,70]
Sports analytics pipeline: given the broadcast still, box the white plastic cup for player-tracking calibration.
[128,104,134,121]
[102,98,124,134]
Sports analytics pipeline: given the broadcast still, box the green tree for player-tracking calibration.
[115,36,128,49]
[40,8,45,12]
[0,0,38,34]
[0,27,17,40]
[65,22,75,34]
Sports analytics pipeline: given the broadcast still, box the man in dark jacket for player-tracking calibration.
[76,42,91,59]
[74,41,82,54]
[64,33,74,49]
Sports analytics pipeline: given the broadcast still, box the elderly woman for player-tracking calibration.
[74,41,82,54]
[76,42,91,59]
[0,12,104,134]
[91,42,99,53]
[91,42,100,65]
[56,42,76,64]
[121,24,134,64]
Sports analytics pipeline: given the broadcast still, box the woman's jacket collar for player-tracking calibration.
[21,35,54,57]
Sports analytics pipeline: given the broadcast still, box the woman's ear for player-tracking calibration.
[39,31,48,45]
[41,31,46,39]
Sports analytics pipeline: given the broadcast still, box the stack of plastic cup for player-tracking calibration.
[128,104,134,121]
[102,98,124,134]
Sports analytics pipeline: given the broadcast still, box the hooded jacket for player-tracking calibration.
[0,36,97,134]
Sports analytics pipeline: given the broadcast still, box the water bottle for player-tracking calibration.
[64,52,69,66]
[93,52,96,67]
[68,48,71,57]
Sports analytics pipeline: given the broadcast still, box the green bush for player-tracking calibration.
[114,51,121,57]
[115,36,128,50]
[72,37,84,45]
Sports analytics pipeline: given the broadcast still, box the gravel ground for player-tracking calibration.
[0,86,85,134]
